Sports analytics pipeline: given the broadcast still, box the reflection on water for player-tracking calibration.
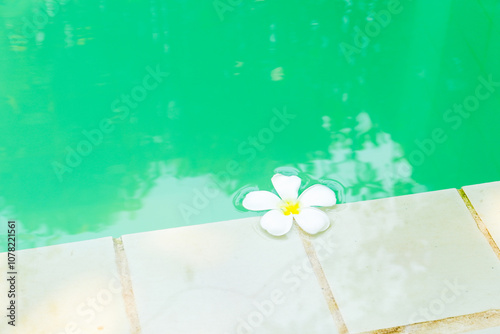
[0,0,499,249]
[300,111,426,202]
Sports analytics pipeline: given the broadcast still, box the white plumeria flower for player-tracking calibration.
[242,173,337,236]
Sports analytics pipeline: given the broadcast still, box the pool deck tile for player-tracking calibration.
[0,237,132,334]
[310,189,500,333]
[121,217,339,334]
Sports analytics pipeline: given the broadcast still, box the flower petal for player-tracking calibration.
[271,174,302,201]
[242,191,281,211]
[294,207,331,235]
[298,184,337,207]
[260,209,294,236]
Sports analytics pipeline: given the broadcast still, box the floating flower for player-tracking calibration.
[242,174,337,236]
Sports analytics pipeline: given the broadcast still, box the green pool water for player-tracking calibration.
[1,0,499,250]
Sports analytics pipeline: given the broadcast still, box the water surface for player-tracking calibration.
[0,0,499,250]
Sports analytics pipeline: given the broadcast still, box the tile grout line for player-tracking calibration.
[457,189,500,261]
[113,237,142,334]
[360,309,500,334]
[296,226,350,334]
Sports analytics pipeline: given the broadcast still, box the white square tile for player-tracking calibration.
[311,189,500,333]
[122,217,339,334]
[463,181,500,248]
[0,237,131,334]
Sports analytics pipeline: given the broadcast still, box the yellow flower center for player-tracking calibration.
[280,200,300,216]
